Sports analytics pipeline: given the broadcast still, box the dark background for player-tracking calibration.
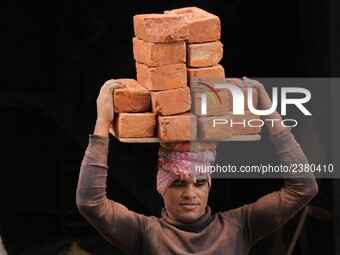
[1,0,338,254]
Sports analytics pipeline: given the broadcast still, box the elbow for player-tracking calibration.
[76,193,94,216]
[76,197,89,215]
[76,193,104,218]
[76,199,98,218]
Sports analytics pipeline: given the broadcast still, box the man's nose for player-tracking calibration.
[182,184,197,198]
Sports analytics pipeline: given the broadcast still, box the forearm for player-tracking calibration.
[263,110,286,135]
[270,127,318,204]
[270,127,317,180]
[94,119,111,137]
[248,128,318,244]
[76,135,110,212]
[76,135,142,253]
[76,80,142,252]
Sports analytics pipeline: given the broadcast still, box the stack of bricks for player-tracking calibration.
[113,6,261,142]
[112,78,156,139]
[133,9,192,142]
[172,7,228,141]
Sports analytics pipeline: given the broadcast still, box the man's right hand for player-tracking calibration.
[94,79,124,137]
[239,77,286,135]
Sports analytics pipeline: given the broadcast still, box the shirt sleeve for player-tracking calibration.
[244,128,318,245]
[76,135,143,254]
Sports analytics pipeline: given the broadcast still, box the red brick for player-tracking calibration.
[157,112,197,141]
[187,41,223,67]
[150,87,190,115]
[197,116,232,141]
[113,79,150,113]
[132,37,186,67]
[229,111,262,135]
[113,113,156,138]
[136,62,187,91]
[165,7,220,43]
[192,90,229,116]
[187,65,225,92]
[133,14,188,43]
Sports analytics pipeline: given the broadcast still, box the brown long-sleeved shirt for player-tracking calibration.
[76,128,318,255]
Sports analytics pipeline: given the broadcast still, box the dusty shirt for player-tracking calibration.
[76,128,318,255]
[0,235,7,255]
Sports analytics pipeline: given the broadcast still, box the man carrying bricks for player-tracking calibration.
[76,77,318,254]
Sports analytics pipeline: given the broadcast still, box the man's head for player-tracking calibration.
[157,142,217,222]
[163,174,209,222]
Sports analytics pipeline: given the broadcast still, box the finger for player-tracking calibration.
[242,77,261,85]
[241,77,263,88]
[224,78,242,86]
[240,79,256,88]
[101,79,124,89]
[243,81,261,88]
[101,79,116,89]
[107,83,125,94]
[100,80,125,95]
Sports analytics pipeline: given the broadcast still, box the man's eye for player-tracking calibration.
[195,183,205,186]
[195,180,208,186]
[171,180,185,187]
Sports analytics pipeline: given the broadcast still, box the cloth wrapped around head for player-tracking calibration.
[157,142,217,197]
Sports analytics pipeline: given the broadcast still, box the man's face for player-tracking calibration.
[163,175,209,223]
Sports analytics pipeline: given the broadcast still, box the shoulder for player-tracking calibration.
[217,204,252,226]
[136,213,162,230]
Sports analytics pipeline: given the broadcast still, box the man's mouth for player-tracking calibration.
[179,202,200,210]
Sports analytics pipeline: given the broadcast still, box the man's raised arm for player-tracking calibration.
[76,80,144,254]
[239,77,318,245]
